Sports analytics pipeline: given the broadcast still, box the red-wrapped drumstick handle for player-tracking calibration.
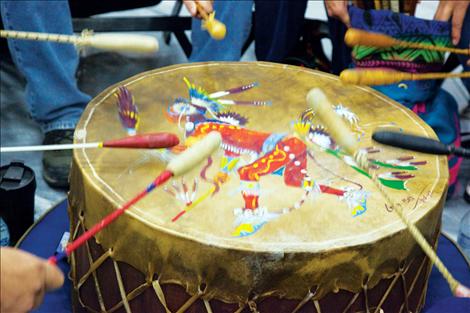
[102,132,179,149]
[48,132,222,264]
[0,132,179,153]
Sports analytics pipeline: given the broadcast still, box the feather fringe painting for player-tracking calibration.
[116,86,139,135]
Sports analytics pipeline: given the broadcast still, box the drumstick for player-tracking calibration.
[374,0,382,10]
[372,131,470,158]
[0,29,159,54]
[48,131,221,264]
[307,88,470,298]
[0,133,179,153]
[195,2,226,40]
[390,0,400,13]
[344,28,470,56]
[340,68,470,86]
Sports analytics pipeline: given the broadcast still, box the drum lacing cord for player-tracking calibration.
[152,278,209,313]
[113,259,132,313]
[352,150,460,293]
[152,279,172,313]
[71,217,107,313]
[233,294,260,313]
[247,300,259,313]
[362,275,371,313]
[291,286,318,313]
[175,284,207,313]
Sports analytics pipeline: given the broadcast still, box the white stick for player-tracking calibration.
[0,142,100,153]
[78,33,159,54]
[0,30,159,54]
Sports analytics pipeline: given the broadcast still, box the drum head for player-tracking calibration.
[74,62,448,252]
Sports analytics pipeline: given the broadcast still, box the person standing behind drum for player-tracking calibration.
[0,247,64,313]
[190,0,308,62]
[0,0,211,188]
[1,1,91,188]
[325,0,470,74]
[325,0,469,196]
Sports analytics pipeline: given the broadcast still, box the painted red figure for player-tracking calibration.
[190,121,345,212]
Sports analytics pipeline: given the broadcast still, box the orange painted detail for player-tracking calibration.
[193,122,271,154]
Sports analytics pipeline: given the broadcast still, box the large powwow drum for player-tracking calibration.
[69,62,448,313]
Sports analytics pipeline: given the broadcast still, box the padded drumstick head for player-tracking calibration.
[167,132,222,176]
[83,34,159,54]
[340,69,410,86]
[207,19,226,40]
[203,13,227,40]
[340,69,363,85]
[344,28,397,48]
[307,88,358,155]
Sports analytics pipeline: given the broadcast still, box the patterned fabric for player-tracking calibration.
[349,6,462,191]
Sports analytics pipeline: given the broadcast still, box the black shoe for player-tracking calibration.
[42,129,74,188]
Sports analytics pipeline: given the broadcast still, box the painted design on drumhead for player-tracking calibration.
[162,80,367,236]
[162,79,427,238]
[166,78,271,125]
[115,86,139,136]
[299,109,427,192]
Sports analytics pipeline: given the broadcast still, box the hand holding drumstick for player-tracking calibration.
[183,1,213,19]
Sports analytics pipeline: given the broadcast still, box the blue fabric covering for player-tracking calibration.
[18,200,470,312]
[349,6,450,37]
[348,6,462,189]
[17,200,71,313]
[424,234,470,311]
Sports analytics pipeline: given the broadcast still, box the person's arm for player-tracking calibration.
[0,247,64,313]
[434,0,470,46]
[183,0,213,19]
[324,0,351,27]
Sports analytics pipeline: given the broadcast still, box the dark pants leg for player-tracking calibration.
[254,0,307,62]
[327,15,352,75]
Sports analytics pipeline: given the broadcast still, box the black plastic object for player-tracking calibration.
[0,160,36,245]
[372,131,470,158]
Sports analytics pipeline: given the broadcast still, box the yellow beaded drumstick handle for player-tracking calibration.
[340,69,470,86]
[195,2,226,40]
[0,29,159,54]
[306,88,470,298]
[345,28,470,56]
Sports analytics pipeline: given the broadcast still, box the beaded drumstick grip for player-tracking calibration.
[344,28,470,56]
[340,69,470,86]
[0,29,159,53]
[48,132,222,264]
[307,88,470,298]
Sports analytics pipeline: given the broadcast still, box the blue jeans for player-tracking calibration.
[0,1,90,132]
[190,0,253,62]
[190,0,307,62]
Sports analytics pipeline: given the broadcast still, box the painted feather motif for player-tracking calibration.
[116,86,139,135]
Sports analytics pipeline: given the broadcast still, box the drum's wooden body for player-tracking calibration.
[69,62,448,313]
